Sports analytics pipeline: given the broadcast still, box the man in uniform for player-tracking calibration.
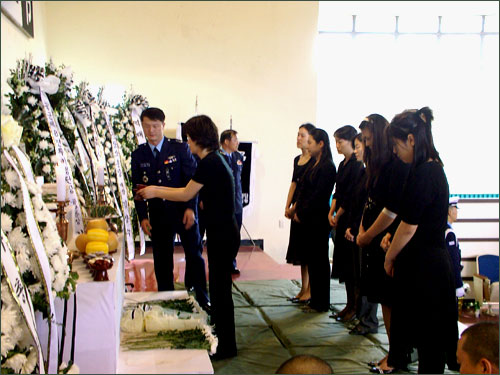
[219,129,244,274]
[131,107,210,311]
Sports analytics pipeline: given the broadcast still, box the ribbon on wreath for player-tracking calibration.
[3,151,59,374]
[1,230,46,374]
[103,110,135,260]
[39,90,84,234]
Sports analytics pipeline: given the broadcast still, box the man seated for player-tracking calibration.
[276,354,334,374]
[456,322,499,374]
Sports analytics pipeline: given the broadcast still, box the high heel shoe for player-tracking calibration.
[339,309,356,322]
[369,366,396,374]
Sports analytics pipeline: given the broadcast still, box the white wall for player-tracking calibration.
[37,1,319,263]
[1,2,48,108]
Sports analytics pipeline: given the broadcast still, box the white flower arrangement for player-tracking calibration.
[1,148,78,374]
[120,296,216,354]
[1,115,23,149]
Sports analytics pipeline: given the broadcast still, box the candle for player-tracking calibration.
[56,164,66,202]
[97,160,105,186]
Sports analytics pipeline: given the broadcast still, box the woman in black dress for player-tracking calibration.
[344,134,379,338]
[329,125,362,322]
[293,128,336,312]
[356,114,410,373]
[136,115,239,360]
[285,123,315,302]
[384,107,458,373]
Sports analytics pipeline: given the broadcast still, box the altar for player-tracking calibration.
[36,238,213,374]
[36,235,125,374]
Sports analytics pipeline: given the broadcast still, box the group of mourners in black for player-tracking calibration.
[284,108,460,374]
[133,107,460,370]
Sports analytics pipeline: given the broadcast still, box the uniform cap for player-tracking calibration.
[449,196,459,207]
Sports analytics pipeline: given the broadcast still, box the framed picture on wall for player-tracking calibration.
[1,1,34,38]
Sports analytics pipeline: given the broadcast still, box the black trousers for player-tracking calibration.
[150,216,209,305]
[206,224,240,356]
[199,209,242,270]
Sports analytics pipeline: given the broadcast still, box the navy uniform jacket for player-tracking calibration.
[220,149,243,215]
[132,137,197,224]
[445,223,464,289]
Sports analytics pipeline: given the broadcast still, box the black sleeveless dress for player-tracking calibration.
[285,155,314,265]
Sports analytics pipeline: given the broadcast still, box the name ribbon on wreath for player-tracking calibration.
[3,150,59,374]
[1,230,46,374]
[39,90,84,234]
[130,106,147,145]
[103,110,135,260]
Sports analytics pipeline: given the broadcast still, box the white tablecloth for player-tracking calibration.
[117,291,214,374]
[36,234,125,374]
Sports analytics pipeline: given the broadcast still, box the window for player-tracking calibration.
[317,2,499,194]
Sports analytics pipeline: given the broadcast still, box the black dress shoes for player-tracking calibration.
[230,268,241,275]
[209,349,237,361]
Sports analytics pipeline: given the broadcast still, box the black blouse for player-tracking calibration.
[291,155,315,203]
[192,151,235,230]
[399,161,449,250]
[333,153,365,212]
[362,156,410,230]
[295,160,337,225]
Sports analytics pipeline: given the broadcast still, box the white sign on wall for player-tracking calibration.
[1,1,34,38]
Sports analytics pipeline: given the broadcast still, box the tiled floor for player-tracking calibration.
[125,245,301,292]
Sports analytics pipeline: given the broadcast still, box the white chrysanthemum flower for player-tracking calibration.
[50,253,64,274]
[16,247,32,275]
[15,190,24,209]
[50,154,59,164]
[18,85,29,95]
[5,169,20,188]
[39,130,50,138]
[28,282,42,295]
[60,66,73,80]
[4,353,28,373]
[110,177,116,184]
[1,213,13,233]
[1,305,17,337]
[27,181,42,196]
[1,334,15,357]
[39,140,49,150]
[1,115,23,149]
[8,226,26,247]
[27,96,37,106]
[52,272,66,292]
[3,192,16,206]
[42,164,51,174]
[22,348,38,374]
[42,156,50,163]
[33,109,42,118]
[15,212,26,228]
[105,141,111,148]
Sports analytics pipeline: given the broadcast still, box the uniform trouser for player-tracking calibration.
[206,226,240,356]
[232,211,242,269]
[200,210,242,271]
[305,223,331,311]
[150,217,209,305]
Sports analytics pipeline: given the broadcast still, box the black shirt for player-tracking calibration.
[291,155,315,203]
[192,151,235,230]
[295,160,337,225]
[362,156,410,230]
[399,161,449,250]
[333,153,364,212]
